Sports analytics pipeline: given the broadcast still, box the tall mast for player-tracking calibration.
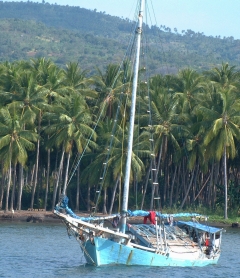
[120,0,145,233]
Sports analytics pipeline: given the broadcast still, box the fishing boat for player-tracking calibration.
[54,0,223,267]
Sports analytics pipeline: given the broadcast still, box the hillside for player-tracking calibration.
[0,1,240,73]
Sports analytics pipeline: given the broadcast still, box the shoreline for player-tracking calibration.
[0,210,59,223]
[0,210,90,223]
[0,210,238,228]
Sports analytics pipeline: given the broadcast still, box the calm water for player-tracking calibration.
[0,221,239,278]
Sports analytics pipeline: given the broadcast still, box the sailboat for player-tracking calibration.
[54,0,223,267]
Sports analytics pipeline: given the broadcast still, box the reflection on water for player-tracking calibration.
[0,222,239,278]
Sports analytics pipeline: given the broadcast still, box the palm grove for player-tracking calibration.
[0,59,239,219]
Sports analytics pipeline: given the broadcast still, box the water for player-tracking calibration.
[0,222,239,278]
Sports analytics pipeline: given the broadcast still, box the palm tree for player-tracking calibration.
[44,93,96,208]
[0,105,37,211]
[63,62,89,89]
[204,62,240,89]
[31,58,55,86]
[94,64,127,119]
[145,75,183,208]
[201,63,240,218]
[82,121,150,213]
[198,86,240,219]
[29,60,64,209]
[6,70,50,209]
[63,62,97,113]
[0,61,22,106]
[174,68,204,113]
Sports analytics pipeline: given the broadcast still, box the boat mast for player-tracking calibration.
[120,0,145,233]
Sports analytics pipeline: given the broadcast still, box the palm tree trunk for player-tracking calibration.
[44,149,50,210]
[17,164,24,210]
[87,183,91,212]
[140,165,151,210]
[52,148,65,210]
[0,164,4,210]
[180,165,196,209]
[57,167,63,203]
[10,163,17,211]
[109,174,120,214]
[30,164,35,189]
[62,152,71,195]
[191,165,200,205]
[102,187,107,214]
[169,165,177,208]
[223,145,228,219]
[75,164,80,211]
[30,136,40,209]
[5,162,12,212]
[174,163,181,204]
[213,161,220,208]
[207,162,214,207]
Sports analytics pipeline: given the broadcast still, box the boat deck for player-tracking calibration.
[127,224,199,254]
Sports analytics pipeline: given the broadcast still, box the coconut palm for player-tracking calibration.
[82,120,150,213]
[44,93,97,208]
[0,62,23,106]
[31,58,55,86]
[145,75,184,208]
[31,61,66,209]
[198,86,240,219]
[174,68,204,114]
[94,64,128,119]
[6,69,51,209]
[204,62,240,89]
[63,62,89,89]
[0,105,37,211]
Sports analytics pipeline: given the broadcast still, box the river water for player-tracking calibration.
[0,221,239,278]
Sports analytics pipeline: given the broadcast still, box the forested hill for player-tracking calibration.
[0,1,240,73]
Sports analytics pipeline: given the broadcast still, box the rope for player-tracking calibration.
[67,20,137,190]
[77,238,96,266]
[142,2,162,211]
[93,12,142,214]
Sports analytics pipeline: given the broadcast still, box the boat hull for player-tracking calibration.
[81,236,220,267]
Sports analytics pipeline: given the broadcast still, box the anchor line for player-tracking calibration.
[77,236,96,266]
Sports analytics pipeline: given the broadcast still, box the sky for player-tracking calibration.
[3,0,240,39]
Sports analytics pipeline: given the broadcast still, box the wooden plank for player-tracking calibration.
[54,210,131,239]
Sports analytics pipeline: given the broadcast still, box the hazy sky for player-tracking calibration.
[4,0,240,39]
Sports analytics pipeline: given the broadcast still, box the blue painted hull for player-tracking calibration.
[81,237,219,267]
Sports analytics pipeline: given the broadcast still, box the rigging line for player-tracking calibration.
[135,79,142,209]
[132,1,150,210]
[148,0,171,76]
[67,69,131,189]
[66,101,106,187]
[116,36,137,212]
[93,122,121,213]
[67,18,140,188]
[93,26,139,214]
[142,10,174,211]
[149,0,189,73]
[76,238,96,266]
[133,5,149,209]
[144,5,174,98]
[143,3,161,211]
[94,80,135,213]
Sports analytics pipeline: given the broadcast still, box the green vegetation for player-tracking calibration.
[0,58,239,221]
[0,2,239,220]
[0,1,240,74]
